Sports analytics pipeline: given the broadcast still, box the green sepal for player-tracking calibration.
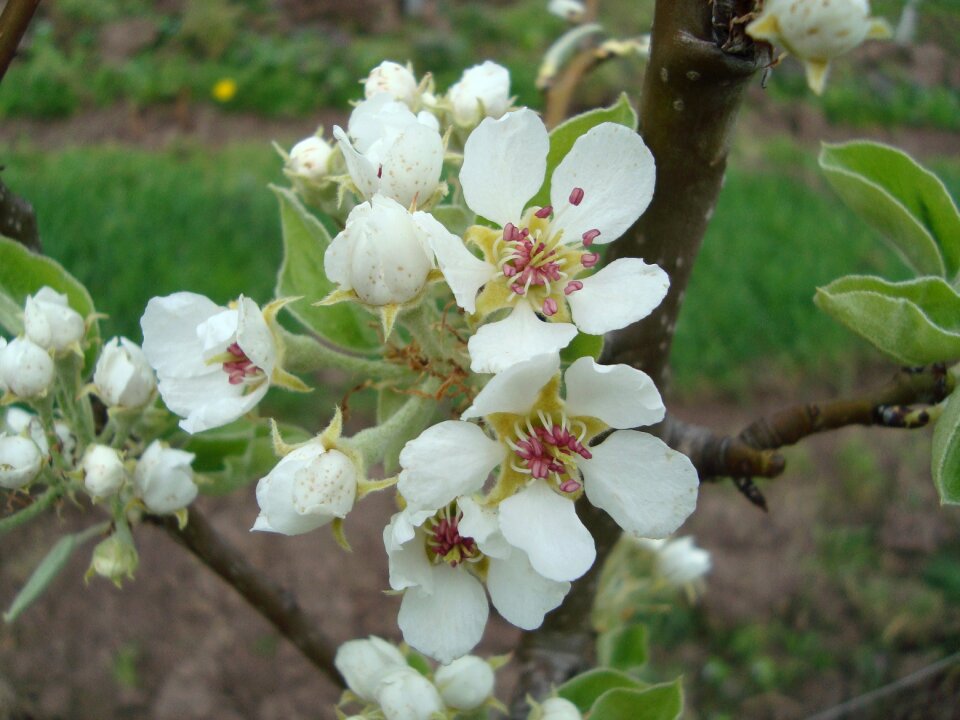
[556,667,646,712]
[272,185,379,351]
[589,678,683,720]
[561,332,604,364]
[528,93,638,209]
[819,141,960,279]
[932,387,960,505]
[814,274,960,365]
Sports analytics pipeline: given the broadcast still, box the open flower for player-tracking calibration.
[334,94,444,209]
[141,292,302,433]
[429,108,667,373]
[398,353,698,588]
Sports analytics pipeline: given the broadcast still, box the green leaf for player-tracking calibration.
[272,186,379,351]
[561,332,604,364]
[820,141,960,278]
[932,388,960,505]
[589,679,683,720]
[0,235,98,346]
[814,275,960,365]
[4,531,83,622]
[597,623,648,672]
[557,668,644,712]
[431,204,476,238]
[529,93,638,208]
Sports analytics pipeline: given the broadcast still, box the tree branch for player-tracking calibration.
[147,509,344,690]
[0,0,40,83]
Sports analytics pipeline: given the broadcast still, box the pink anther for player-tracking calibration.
[581,253,599,268]
[581,229,601,246]
[542,298,558,316]
[564,280,583,296]
[568,187,585,206]
[534,205,553,219]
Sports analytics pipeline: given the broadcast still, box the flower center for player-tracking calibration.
[508,412,591,494]
[425,505,480,567]
[222,342,264,386]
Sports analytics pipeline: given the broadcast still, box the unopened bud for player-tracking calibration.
[538,697,583,720]
[435,655,495,710]
[375,666,444,720]
[448,61,511,126]
[0,434,42,489]
[334,636,408,701]
[0,337,54,398]
[89,533,138,586]
[288,136,334,182]
[23,286,85,352]
[364,61,418,106]
[82,444,127,498]
[134,440,197,514]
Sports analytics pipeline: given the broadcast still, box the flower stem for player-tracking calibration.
[403,302,447,366]
[0,486,61,537]
[347,378,440,469]
[278,327,410,380]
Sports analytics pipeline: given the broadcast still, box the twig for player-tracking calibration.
[0,487,61,537]
[147,509,344,690]
[0,0,41,83]
[0,177,40,251]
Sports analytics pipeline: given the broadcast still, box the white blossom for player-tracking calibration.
[334,636,408,702]
[0,433,42,489]
[547,0,585,22]
[94,337,156,408]
[364,60,419,106]
[23,286,85,352]
[134,440,197,514]
[82,444,127,498]
[0,337,55,398]
[334,94,443,208]
[434,655,495,710]
[447,61,511,126]
[747,0,891,94]
[539,697,583,720]
[89,534,138,585]
[637,535,712,587]
[375,666,445,720]
[141,292,277,434]
[0,337,7,394]
[252,442,357,536]
[429,109,666,373]
[287,136,334,182]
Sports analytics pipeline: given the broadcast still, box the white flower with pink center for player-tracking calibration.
[427,108,668,373]
[384,495,570,664]
[397,353,699,590]
[141,292,277,434]
[334,93,444,209]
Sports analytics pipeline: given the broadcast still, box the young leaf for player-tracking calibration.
[557,667,645,712]
[932,388,960,505]
[4,530,89,623]
[597,623,649,672]
[528,93,638,209]
[272,186,379,351]
[820,141,960,278]
[589,679,683,720]
[814,275,960,365]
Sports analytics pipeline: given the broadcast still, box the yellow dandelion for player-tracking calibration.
[212,78,238,103]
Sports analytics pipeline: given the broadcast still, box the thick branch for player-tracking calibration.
[0,0,40,83]
[148,509,344,690]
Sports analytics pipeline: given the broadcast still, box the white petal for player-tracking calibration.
[460,109,548,226]
[196,308,239,359]
[549,122,655,245]
[398,565,489,664]
[498,479,595,582]
[324,226,354,289]
[176,381,269,434]
[563,356,664,429]
[567,257,669,335]
[581,430,699,538]
[467,303,576,374]
[384,516,434,592]
[398,421,505,512]
[141,292,222,377]
[380,121,444,208]
[334,126,380,199]
[236,297,276,376]
[461,351,559,420]
[487,550,570,630]
[457,496,511,559]
[417,213,494,314]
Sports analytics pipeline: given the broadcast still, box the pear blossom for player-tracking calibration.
[334,636,409,702]
[141,293,279,434]
[538,697,583,720]
[89,533,139,585]
[81,444,127,498]
[0,337,7,393]
[334,94,443,208]
[398,353,698,594]
[23,286,85,352]
[94,337,156,408]
[747,0,892,94]
[375,666,445,720]
[0,337,55,398]
[0,433,43,489]
[364,60,419,107]
[434,655,495,710]
[287,136,334,182]
[252,441,357,535]
[447,61,511,126]
[547,0,585,22]
[134,440,197,514]
[324,195,444,307]
[636,535,712,587]
[428,109,667,372]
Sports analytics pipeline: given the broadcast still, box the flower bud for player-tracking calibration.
[253,444,357,536]
[89,533,138,585]
[547,0,585,21]
[23,286,85,352]
[538,697,583,720]
[325,195,434,306]
[448,61,511,126]
[365,61,419,106]
[653,536,712,587]
[94,337,156,408]
[375,666,444,720]
[134,440,197,514]
[2,407,48,454]
[334,636,408,702]
[288,136,334,182]
[0,337,54,398]
[434,655,495,710]
[82,444,127,498]
[0,337,7,394]
[0,433,42,489]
